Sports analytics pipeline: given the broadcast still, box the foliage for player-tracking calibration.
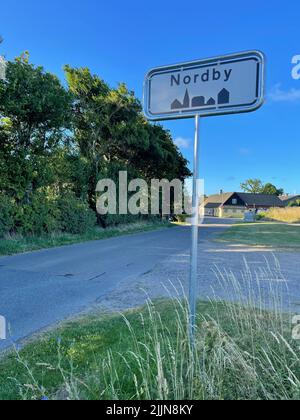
[0,55,190,238]
[57,193,97,234]
[0,194,17,237]
[262,183,284,196]
[240,178,263,194]
[255,212,266,221]
[0,54,73,201]
[64,65,191,216]
[241,179,284,196]
[14,192,60,236]
[0,191,97,237]
[288,199,300,207]
[175,213,190,223]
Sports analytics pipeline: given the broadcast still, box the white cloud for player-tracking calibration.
[268,84,300,102]
[174,137,190,149]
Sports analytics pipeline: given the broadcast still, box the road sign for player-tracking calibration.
[144,51,265,121]
[143,51,265,346]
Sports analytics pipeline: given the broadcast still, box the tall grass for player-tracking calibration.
[266,207,300,223]
[3,258,300,400]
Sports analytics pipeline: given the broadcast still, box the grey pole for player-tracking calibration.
[189,114,201,345]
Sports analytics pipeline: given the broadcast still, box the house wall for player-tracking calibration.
[219,206,245,218]
[202,207,218,217]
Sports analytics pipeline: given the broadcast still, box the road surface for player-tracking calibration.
[0,218,231,350]
[1,217,300,350]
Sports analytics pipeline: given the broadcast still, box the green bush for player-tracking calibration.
[0,195,17,237]
[175,214,190,223]
[58,193,97,234]
[0,192,97,237]
[288,200,300,207]
[15,193,60,236]
[255,212,266,221]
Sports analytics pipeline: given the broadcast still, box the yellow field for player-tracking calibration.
[266,207,300,223]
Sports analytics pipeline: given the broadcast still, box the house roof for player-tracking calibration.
[237,193,284,207]
[203,192,284,208]
[203,192,234,208]
[279,195,300,204]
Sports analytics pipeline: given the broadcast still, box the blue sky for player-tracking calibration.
[1,0,299,195]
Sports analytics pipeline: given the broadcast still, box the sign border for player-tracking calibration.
[143,50,265,121]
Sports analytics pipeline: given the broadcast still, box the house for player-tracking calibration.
[192,96,205,107]
[218,88,230,105]
[279,195,300,206]
[201,192,284,218]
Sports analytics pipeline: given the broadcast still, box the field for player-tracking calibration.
[219,222,300,249]
[266,207,300,224]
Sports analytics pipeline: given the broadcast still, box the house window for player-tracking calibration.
[232,199,238,205]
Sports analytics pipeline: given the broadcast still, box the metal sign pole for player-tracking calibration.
[189,114,201,346]
[143,50,265,346]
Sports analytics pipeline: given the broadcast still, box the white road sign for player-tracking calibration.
[144,51,265,120]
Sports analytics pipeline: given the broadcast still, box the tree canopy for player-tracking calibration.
[240,179,284,196]
[0,54,191,234]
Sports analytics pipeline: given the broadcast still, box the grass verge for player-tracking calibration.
[0,221,173,256]
[218,222,300,249]
[0,296,299,400]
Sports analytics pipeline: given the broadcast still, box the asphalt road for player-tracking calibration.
[0,218,231,350]
[2,217,300,351]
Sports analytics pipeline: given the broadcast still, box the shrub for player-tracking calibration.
[288,199,300,207]
[15,193,60,236]
[58,193,97,234]
[175,214,190,223]
[255,212,266,221]
[0,195,17,237]
[0,192,97,237]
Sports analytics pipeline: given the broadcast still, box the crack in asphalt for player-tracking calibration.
[88,272,107,281]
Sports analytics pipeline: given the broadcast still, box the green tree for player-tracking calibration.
[241,179,284,196]
[0,54,72,200]
[64,65,191,213]
[240,179,264,194]
[64,66,141,208]
[262,183,284,196]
